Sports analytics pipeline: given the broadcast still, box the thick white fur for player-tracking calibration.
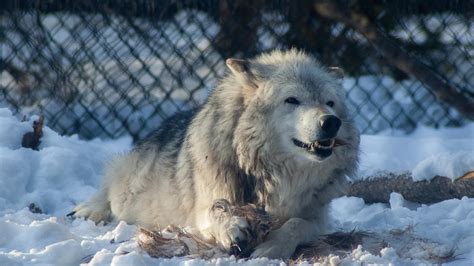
[73,49,360,259]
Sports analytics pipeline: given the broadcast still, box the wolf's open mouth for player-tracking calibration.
[292,138,347,158]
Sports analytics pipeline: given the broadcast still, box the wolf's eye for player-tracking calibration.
[285,97,300,105]
[326,101,335,107]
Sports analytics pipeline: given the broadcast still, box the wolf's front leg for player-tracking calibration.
[251,217,321,259]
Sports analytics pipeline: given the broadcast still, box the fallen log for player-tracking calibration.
[348,171,474,204]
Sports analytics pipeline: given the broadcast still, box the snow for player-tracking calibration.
[412,151,474,181]
[0,109,132,215]
[329,195,474,265]
[358,123,474,180]
[0,107,473,265]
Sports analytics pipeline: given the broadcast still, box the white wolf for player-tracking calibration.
[73,49,360,259]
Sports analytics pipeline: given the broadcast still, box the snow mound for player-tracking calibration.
[412,151,474,181]
[0,108,132,215]
[358,123,474,180]
[329,194,474,265]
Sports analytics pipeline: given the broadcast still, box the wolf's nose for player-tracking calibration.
[319,115,341,136]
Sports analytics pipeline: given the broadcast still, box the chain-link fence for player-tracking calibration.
[1,0,473,141]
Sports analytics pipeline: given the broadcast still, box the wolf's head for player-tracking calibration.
[227,50,359,169]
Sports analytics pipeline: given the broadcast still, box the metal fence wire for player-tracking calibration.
[1,0,473,141]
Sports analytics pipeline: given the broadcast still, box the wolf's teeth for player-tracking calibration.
[314,139,335,149]
[319,145,331,150]
[294,138,337,152]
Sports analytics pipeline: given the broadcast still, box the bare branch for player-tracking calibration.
[21,115,45,150]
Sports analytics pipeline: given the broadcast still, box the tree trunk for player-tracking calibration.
[314,1,474,120]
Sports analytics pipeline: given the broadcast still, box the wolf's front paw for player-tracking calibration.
[220,215,251,254]
[210,199,251,254]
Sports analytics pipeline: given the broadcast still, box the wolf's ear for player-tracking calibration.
[226,58,249,74]
[328,67,344,80]
[226,58,258,89]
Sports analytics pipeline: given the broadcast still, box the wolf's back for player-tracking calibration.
[134,109,197,154]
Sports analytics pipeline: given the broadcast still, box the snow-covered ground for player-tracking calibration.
[0,107,473,265]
